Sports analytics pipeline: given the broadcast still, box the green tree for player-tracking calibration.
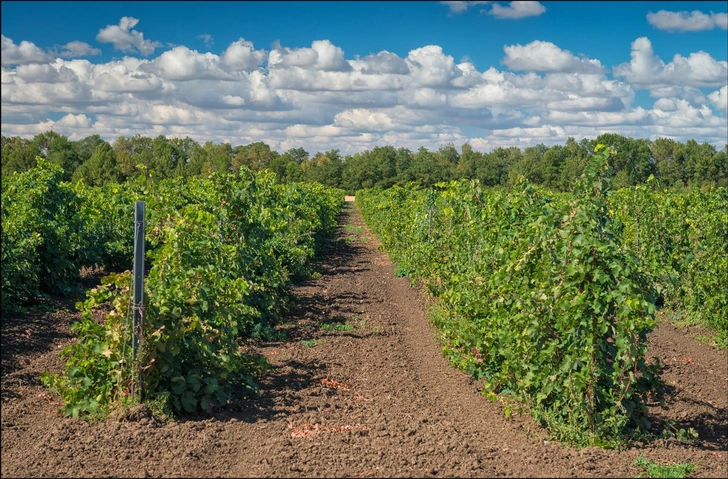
[1,136,38,176]
[651,138,686,189]
[594,134,654,187]
[72,134,106,166]
[507,144,546,186]
[683,140,721,188]
[478,147,519,187]
[30,131,80,180]
[72,142,122,186]
[231,142,279,172]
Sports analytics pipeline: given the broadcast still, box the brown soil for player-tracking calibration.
[2,202,726,478]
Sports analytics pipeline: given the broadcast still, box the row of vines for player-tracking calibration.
[2,158,344,417]
[357,146,727,447]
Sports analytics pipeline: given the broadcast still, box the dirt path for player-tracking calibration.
[2,202,726,478]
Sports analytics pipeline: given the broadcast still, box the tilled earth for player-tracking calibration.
[2,201,726,478]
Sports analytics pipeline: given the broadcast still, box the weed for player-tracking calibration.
[634,455,697,478]
[321,322,355,332]
[344,224,364,234]
[394,265,411,277]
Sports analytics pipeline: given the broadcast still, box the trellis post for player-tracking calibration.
[132,201,145,398]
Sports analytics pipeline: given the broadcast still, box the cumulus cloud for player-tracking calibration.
[489,1,546,19]
[15,63,78,83]
[614,37,727,89]
[55,113,93,129]
[58,41,101,58]
[269,40,351,72]
[0,33,725,153]
[502,41,604,73]
[647,10,728,32]
[143,46,231,81]
[1,35,52,65]
[709,85,728,112]
[96,17,161,55]
[405,45,460,87]
[221,38,266,71]
[359,51,410,75]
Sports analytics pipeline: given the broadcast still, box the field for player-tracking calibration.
[1,200,726,478]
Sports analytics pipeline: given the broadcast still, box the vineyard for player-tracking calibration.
[1,147,726,477]
[2,159,344,417]
[357,145,727,447]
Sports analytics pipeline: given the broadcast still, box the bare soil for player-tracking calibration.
[2,202,726,478]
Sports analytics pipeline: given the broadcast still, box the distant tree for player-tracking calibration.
[394,147,414,184]
[73,134,107,166]
[651,138,686,188]
[435,143,459,180]
[231,141,279,172]
[1,136,37,176]
[507,144,546,186]
[478,146,519,187]
[168,137,201,177]
[200,141,233,176]
[684,140,726,187]
[557,137,592,191]
[595,133,654,187]
[303,150,343,187]
[456,143,480,180]
[30,131,80,180]
[72,141,122,186]
[411,147,444,186]
[286,147,309,164]
[151,135,184,178]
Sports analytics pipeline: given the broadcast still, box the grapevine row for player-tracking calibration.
[357,145,727,446]
[2,158,343,417]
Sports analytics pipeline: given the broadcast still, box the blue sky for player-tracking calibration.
[2,1,726,153]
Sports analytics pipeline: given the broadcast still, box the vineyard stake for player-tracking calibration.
[132,201,146,399]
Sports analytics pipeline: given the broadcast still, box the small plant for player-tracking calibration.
[394,264,411,277]
[634,455,697,478]
[321,322,355,333]
[660,420,699,442]
[300,339,320,348]
[344,224,364,234]
[320,316,365,333]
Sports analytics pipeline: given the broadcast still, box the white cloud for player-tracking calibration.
[708,85,728,112]
[440,1,492,14]
[359,51,410,75]
[0,34,725,153]
[269,40,351,72]
[647,10,728,32]
[406,45,460,87]
[196,34,214,47]
[221,38,266,71]
[96,17,161,55]
[15,63,78,83]
[614,37,727,89]
[502,41,603,73]
[489,1,546,19]
[55,113,93,129]
[1,35,52,65]
[58,41,101,58]
[144,46,231,81]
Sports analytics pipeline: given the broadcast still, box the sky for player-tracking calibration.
[1,1,727,154]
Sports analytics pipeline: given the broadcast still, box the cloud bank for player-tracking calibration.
[1,16,726,154]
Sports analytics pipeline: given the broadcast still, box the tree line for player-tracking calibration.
[2,131,726,191]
